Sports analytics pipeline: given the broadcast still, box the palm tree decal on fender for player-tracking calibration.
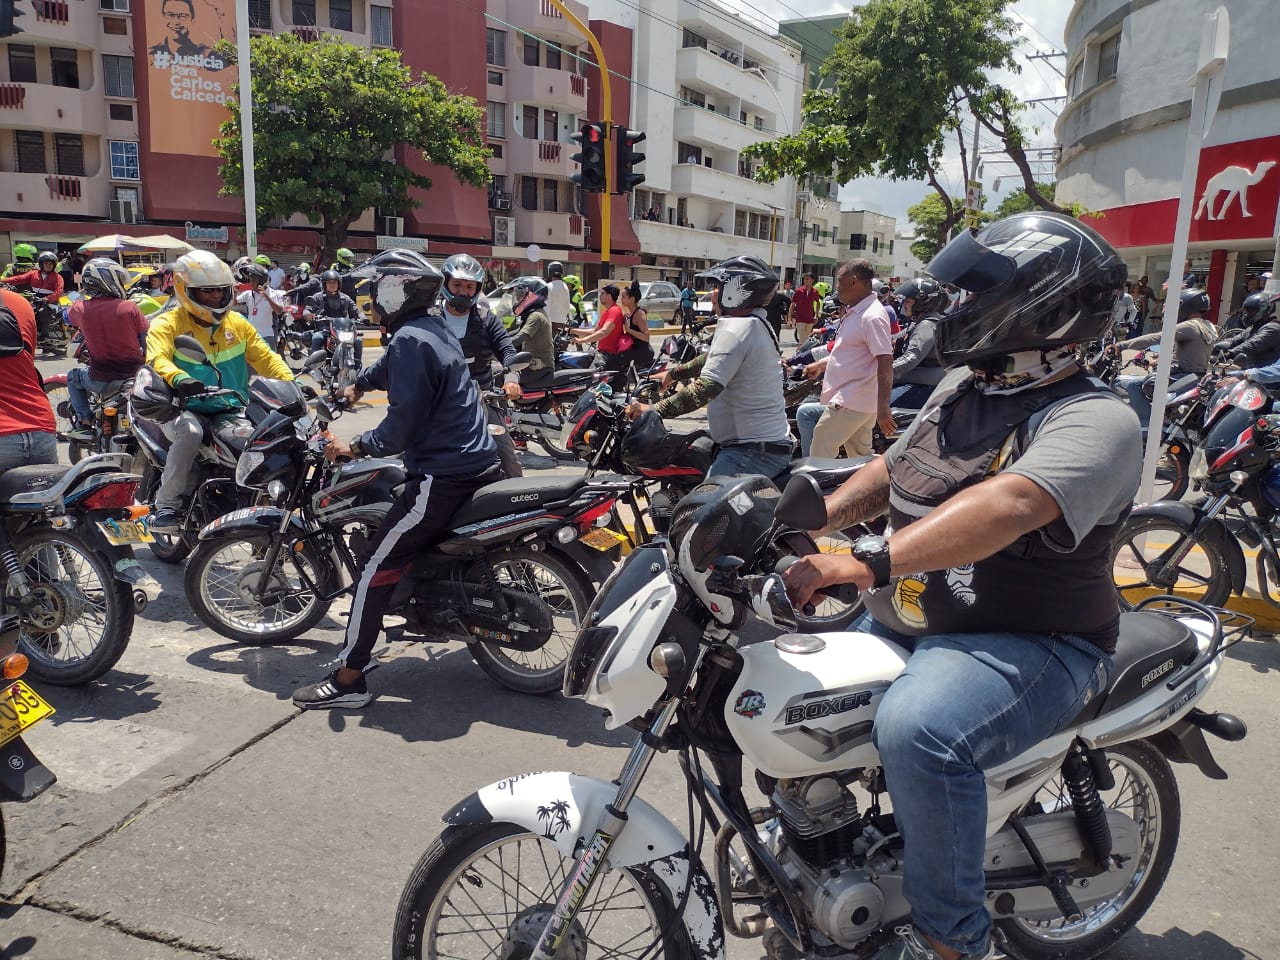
[536,799,572,839]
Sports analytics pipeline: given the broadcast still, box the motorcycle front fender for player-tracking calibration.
[197,505,308,542]
[1129,500,1246,595]
[0,736,56,802]
[443,771,725,960]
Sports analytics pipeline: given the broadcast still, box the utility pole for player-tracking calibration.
[234,0,257,257]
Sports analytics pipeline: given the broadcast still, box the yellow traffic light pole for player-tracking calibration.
[545,0,611,268]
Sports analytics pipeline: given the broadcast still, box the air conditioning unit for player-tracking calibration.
[796,191,812,204]
[493,216,515,247]
[494,197,512,211]
[377,215,404,236]
[109,199,137,224]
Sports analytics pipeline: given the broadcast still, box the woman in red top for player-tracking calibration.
[0,290,57,469]
[572,284,630,388]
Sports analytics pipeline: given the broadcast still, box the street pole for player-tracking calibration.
[1138,5,1229,504]
[769,207,777,273]
[547,0,611,270]
[234,0,257,258]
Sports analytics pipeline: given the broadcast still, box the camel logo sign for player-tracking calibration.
[1195,161,1277,221]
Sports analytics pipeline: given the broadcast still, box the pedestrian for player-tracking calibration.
[267,259,286,290]
[0,287,57,470]
[788,272,821,346]
[235,263,289,349]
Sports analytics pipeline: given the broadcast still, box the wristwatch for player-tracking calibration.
[852,534,892,589]
[349,435,364,458]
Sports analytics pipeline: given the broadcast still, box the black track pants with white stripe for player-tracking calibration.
[338,469,499,672]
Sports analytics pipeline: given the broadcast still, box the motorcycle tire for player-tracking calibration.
[1154,441,1191,502]
[996,740,1179,960]
[184,533,336,644]
[15,526,135,686]
[42,380,75,439]
[1110,514,1231,610]
[392,821,696,960]
[469,547,591,695]
[534,402,579,462]
[138,464,193,564]
[771,531,863,631]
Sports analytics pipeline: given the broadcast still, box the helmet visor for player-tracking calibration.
[925,229,1017,295]
[191,285,233,310]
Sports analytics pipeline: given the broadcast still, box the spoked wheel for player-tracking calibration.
[1151,442,1190,502]
[184,534,335,644]
[535,401,579,461]
[43,380,74,439]
[14,528,134,685]
[469,548,590,695]
[770,531,863,631]
[138,463,192,564]
[392,821,694,960]
[996,741,1179,960]
[1110,515,1230,610]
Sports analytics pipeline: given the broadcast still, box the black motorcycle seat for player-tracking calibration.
[0,464,71,502]
[1072,612,1200,724]
[1168,373,1199,395]
[523,368,596,391]
[451,475,586,527]
[789,456,874,491]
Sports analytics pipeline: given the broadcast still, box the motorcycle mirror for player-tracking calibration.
[508,351,534,373]
[173,334,209,366]
[303,349,329,371]
[775,474,827,531]
[315,396,338,422]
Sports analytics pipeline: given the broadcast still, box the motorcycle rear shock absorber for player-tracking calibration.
[1063,742,1113,868]
[0,525,29,595]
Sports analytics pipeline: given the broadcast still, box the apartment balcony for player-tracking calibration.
[670,162,786,212]
[507,136,577,179]
[634,219,793,267]
[673,105,768,152]
[508,62,587,112]
[515,209,586,247]
[675,46,775,108]
[506,0,590,47]
[0,170,109,217]
[14,0,103,49]
[0,83,105,136]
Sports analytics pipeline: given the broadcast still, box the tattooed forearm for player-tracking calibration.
[822,456,891,533]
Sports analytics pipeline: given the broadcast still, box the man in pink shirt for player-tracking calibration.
[795,259,894,457]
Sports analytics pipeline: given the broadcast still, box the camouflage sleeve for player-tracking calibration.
[655,376,724,419]
[668,352,708,382]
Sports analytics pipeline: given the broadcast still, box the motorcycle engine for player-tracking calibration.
[773,775,902,949]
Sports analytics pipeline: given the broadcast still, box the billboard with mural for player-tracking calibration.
[145,0,235,157]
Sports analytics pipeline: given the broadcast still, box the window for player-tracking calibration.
[371,5,391,46]
[677,142,702,165]
[248,0,271,29]
[543,178,558,213]
[542,109,558,142]
[486,101,506,139]
[889,239,894,255]
[109,140,140,180]
[679,87,705,108]
[546,42,561,71]
[1097,33,1120,82]
[811,222,819,242]
[114,186,139,206]
[292,0,315,26]
[50,48,79,89]
[102,16,128,34]
[522,104,538,139]
[7,45,36,84]
[109,102,134,121]
[55,134,84,176]
[15,131,45,173]
[329,0,352,31]
[99,0,129,10]
[103,55,135,98]
[850,233,866,251]
[872,237,879,253]
[682,29,707,50]
[523,37,540,67]
[487,69,503,86]
[486,29,506,66]
[1067,63,1083,99]
[521,175,538,211]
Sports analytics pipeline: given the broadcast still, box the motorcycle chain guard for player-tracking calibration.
[397,581,553,651]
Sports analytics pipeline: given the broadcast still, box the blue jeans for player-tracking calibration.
[857,611,1110,957]
[1115,374,1153,427]
[66,367,122,423]
[795,401,825,457]
[890,382,934,410]
[0,431,58,470]
[708,442,792,482]
[311,330,363,364]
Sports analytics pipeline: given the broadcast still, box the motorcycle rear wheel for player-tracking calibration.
[534,401,579,461]
[996,740,1179,960]
[42,380,74,439]
[468,547,590,695]
[392,821,695,960]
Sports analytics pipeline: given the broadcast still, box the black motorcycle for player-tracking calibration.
[183,386,631,695]
[303,314,361,394]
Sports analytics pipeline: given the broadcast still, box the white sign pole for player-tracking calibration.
[1137,6,1229,504]
[234,0,258,258]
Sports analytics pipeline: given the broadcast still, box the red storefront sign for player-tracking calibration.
[1084,134,1280,249]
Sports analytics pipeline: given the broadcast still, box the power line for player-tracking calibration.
[1009,4,1062,53]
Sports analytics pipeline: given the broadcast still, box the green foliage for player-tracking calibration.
[215,34,490,259]
[994,181,1054,218]
[907,192,992,263]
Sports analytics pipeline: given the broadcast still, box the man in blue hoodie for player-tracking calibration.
[292,250,501,709]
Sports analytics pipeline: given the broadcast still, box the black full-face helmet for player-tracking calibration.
[1177,287,1211,320]
[351,249,443,332]
[697,255,778,316]
[894,276,949,317]
[927,212,1126,369]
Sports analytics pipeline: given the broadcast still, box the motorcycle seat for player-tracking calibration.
[1072,612,1200,724]
[523,368,596,392]
[0,464,72,503]
[450,475,586,527]
[788,456,874,491]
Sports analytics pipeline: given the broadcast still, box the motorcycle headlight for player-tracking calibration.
[338,331,355,342]
[1189,447,1208,482]
[236,450,267,487]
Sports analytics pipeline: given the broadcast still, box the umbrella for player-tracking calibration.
[77,234,155,254]
[134,234,194,252]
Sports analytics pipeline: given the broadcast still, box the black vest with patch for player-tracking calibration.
[862,371,1126,653]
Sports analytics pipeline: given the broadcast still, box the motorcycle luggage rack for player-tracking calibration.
[1132,595,1251,684]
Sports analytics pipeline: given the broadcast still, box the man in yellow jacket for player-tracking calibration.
[145,250,294,532]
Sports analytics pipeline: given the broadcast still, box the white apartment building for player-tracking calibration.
[588,0,802,283]
[838,209,897,279]
[892,231,925,282]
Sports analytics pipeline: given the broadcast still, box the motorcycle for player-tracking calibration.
[394,472,1250,960]
[0,631,57,883]
[183,387,631,695]
[484,366,612,461]
[304,314,362,394]
[274,304,316,373]
[41,338,141,467]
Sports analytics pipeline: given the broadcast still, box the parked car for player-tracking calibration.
[486,276,548,326]
[580,281,682,327]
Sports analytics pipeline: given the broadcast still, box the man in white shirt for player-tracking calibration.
[1111,285,1136,337]
[545,260,570,329]
[267,259,286,290]
[235,263,288,349]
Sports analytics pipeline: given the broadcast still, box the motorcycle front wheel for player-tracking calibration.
[534,400,579,461]
[42,380,74,439]
[996,740,1179,960]
[392,821,695,960]
[139,463,192,564]
[1110,515,1231,610]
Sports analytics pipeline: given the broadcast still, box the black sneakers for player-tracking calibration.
[292,670,372,710]
[148,507,183,534]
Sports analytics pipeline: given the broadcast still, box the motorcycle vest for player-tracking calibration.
[861,371,1126,653]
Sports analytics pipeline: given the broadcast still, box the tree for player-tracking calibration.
[744,0,1065,239]
[907,193,993,263]
[215,34,490,262]
[994,181,1055,218]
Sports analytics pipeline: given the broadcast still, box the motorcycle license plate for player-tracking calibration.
[118,415,131,430]
[580,528,627,552]
[96,518,154,546]
[0,680,54,749]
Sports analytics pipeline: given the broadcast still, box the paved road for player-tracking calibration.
[3,356,1278,960]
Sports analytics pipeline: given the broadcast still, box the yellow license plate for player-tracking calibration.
[0,680,54,749]
[580,527,628,552]
[97,518,155,545]
[119,415,131,430]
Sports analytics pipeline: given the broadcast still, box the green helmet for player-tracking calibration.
[335,247,355,268]
[564,274,582,291]
[12,242,37,263]
[814,280,831,298]
[254,254,272,267]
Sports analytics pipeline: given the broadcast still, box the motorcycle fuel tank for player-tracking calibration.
[726,631,910,778]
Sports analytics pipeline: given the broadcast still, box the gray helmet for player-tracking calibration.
[358,248,443,332]
[697,255,778,315]
[1178,288,1211,320]
[441,254,486,313]
[546,260,564,281]
[895,276,948,317]
[80,257,131,299]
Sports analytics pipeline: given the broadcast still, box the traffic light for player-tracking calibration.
[614,127,646,193]
[570,121,607,193]
[0,0,25,38]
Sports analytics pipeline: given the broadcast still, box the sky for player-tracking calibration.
[738,0,1072,233]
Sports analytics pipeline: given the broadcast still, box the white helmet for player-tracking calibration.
[174,251,235,327]
[231,256,254,283]
[80,258,131,299]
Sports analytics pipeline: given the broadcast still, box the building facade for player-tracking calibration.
[1056,0,1279,319]
[838,209,896,279]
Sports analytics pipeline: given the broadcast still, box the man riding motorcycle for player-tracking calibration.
[305,269,364,366]
[291,249,501,710]
[1212,290,1280,368]
[782,212,1139,960]
[890,275,949,409]
[1,242,38,280]
[65,258,149,431]
[1111,288,1217,426]
[143,251,294,532]
[331,247,360,300]
[5,252,65,340]
[507,278,555,381]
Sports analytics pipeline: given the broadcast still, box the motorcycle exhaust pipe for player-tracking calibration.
[1185,708,1247,742]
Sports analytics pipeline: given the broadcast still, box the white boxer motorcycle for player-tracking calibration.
[393,474,1248,960]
